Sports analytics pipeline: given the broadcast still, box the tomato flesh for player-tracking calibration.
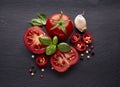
[82,33,93,44]
[24,26,47,54]
[46,13,74,41]
[36,54,48,67]
[50,46,78,72]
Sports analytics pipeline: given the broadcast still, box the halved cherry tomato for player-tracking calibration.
[50,46,78,72]
[46,12,74,41]
[70,33,81,44]
[36,54,48,67]
[82,33,93,44]
[24,26,47,54]
[75,42,86,52]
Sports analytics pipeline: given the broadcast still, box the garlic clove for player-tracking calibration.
[74,14,87,32]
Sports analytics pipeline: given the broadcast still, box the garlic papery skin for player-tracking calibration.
[74,14,87,32]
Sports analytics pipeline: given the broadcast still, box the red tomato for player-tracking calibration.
[82,33,93,44]
[24,26,47,54]
[46,12,74,41]
[75,42,86,52]
[70,33,81,44]
[36,54,48,67]
[50,46,79,72]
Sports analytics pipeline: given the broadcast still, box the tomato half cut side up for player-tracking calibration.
[24,26,47,54]
[75,42,86,52]
[50,46,79,72]
[82,33,93,44]
[36,54,48,67]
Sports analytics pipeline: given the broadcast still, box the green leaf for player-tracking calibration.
[29,18,43,26]
[29,13,47,26]
[46,45,56,55]
[39,36,52,46]
[52,36,58,45]
[38,13,47,25]
[58,42,71,52]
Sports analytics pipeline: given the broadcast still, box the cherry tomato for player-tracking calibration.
[36,54,48,67]
[50,46,78,72]
[24,26,47,54]
[46,12,74,41]
[75,42,86,52]
[70,33,81,44]
[82,33,93,44]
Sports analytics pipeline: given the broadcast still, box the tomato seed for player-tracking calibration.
[40,74,44,78]
[91,45,94,49]
[86,50,89,54]
[88,49,92,53]
[31,72,35,76]
[31,55,35,58]
[91,52,95,56]
[41,68,45,72]
[28,68,33,73]
[87,55,90,59]
[80,53,84,57]
[51,67,54,70]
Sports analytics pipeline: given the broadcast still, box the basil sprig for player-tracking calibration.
[29,13,47,26]
[39,36,71,55]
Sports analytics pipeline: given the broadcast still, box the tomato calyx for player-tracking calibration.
[50,11,70,34]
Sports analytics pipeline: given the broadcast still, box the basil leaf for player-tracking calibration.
[29,18,43,26]
[29,13,47,26]
[58,42,70,52]
[38,13,47,25]
[46,45,56,55]
[53,36,58,45]
[39,36,52,46]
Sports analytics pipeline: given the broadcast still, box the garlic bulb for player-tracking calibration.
[74,13,87,32]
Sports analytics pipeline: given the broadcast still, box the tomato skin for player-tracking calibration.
[46,13,74,41]
[82,33,93,44]
[50,46,78,72]
[36,54,48,67]
[24,26,47,54]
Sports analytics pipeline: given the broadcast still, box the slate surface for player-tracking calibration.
[0,0,120,87]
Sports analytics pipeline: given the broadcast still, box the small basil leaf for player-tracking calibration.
[58,42,70,52]
[29,18,43,26]
[38,13,47,25]
[53,36,58,45]
[46,45,56,55]
[39,36,52,45]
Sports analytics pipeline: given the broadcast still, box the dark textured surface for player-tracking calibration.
[0,0,120,87]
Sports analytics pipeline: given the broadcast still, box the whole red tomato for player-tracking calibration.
[46,12,74,41]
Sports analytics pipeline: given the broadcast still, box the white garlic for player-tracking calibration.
[74,12,87,32]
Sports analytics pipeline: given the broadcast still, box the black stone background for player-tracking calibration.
[0,0,120,87]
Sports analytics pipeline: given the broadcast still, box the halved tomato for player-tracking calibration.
[50,46,79,72]
[24,26,47,54]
